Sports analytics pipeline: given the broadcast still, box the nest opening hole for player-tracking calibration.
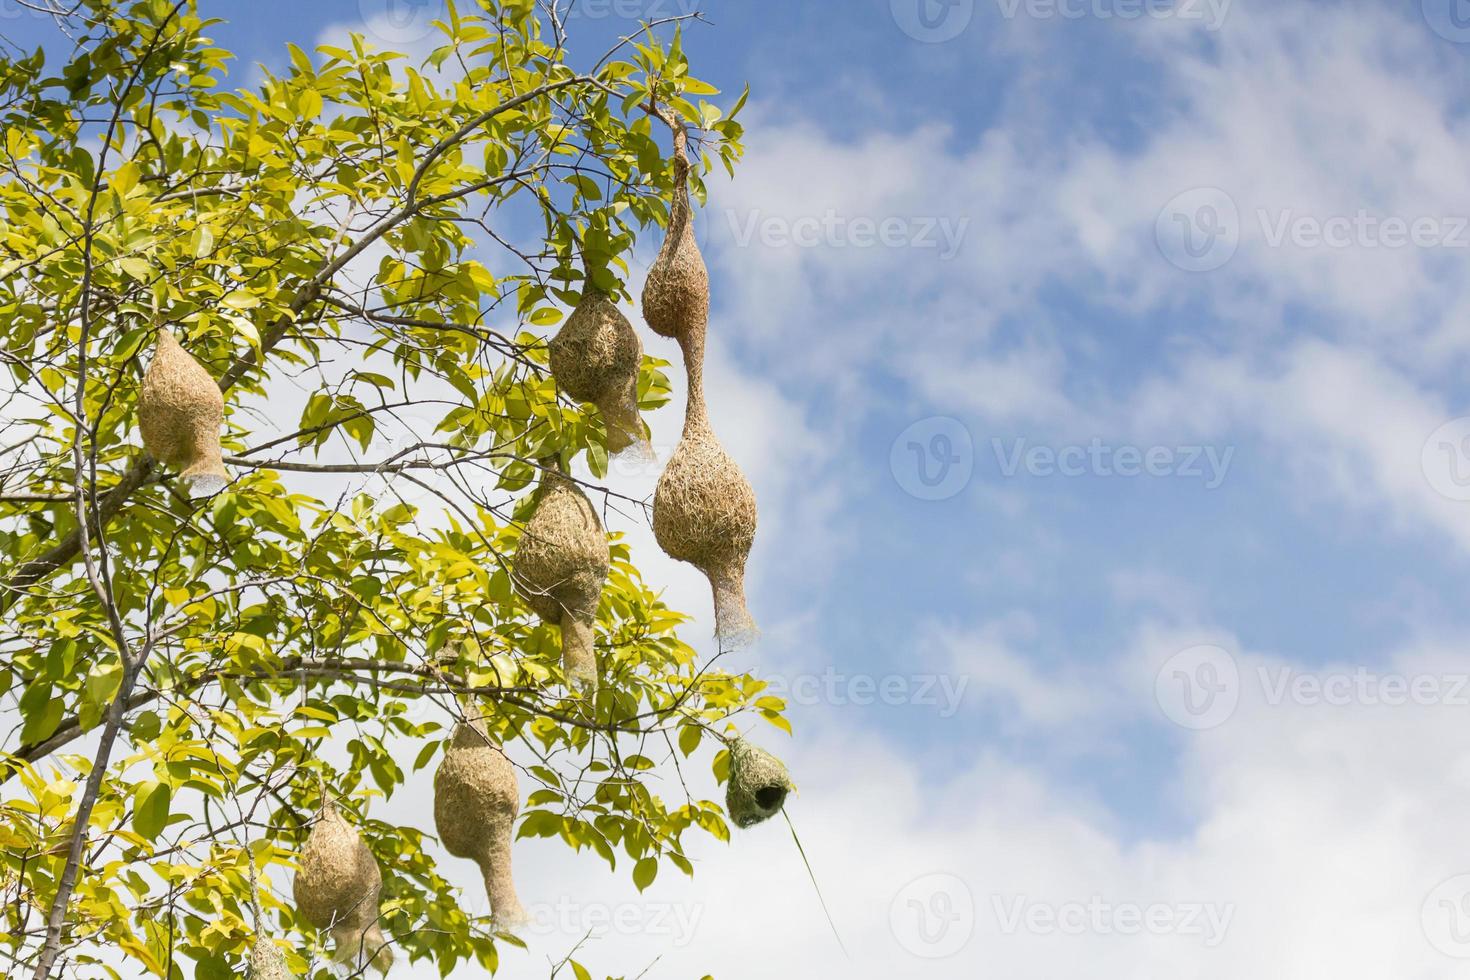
[754,785,788,811]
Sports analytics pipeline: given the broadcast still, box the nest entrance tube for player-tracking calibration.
[433,718,528,933]
[137,329,230,498]
[550,287,649,458]
[725,737,795,829]
[290,802,392,974]
[511,462,610,690]
[247,936,292,980]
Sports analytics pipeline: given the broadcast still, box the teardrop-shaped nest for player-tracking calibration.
[549,289,648,456]
[512,469,610,686]
[434,722,519,860]
[291,803,390,971]
[247,936,293,980]
[725,737,796,829]
[641,168,709,342]
[138,329,230,497]
[653,418,758,643]
[433,719,528,930]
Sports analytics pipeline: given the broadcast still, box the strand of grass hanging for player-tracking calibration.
[782,808,848,958]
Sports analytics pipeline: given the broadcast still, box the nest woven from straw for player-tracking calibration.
[291,803,391,972]
[653,413,758,644]
[138,329,229,497]
[512,467,609,688]
[247,936,292,980]
[550,288,648,456]
[725,737,795,829]
[641,155,708,343]
[433,720,528,931]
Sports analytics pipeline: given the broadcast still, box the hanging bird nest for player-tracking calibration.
[641,127,709,345]
[247,936,292,980]
[643,108,759,643]
[511,463,610,689]
[291,802,392,973]
[433,717,528,932]
[550,287,649,457]
[138,328,230,497]
[725,737,795,829]
[654,412,758,644]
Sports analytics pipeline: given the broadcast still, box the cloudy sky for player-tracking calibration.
[19,0,1470,975]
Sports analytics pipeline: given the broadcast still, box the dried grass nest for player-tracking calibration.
[640,152,709,345]
[654,411,758,644]
[138,328,230,497]
[725,737,796,829]
[292,802,392,973]
[550,288,649,457]
[512,464,610,689]
[247,936,292,980]
[434,718,528,932]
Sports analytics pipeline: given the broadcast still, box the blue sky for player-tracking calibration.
[15,0,1470,975]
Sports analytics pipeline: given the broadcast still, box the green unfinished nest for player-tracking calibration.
[550,288,648,457]
[433,718,527,932]
[725,737,795,829]
[247,936,292,980]
[138,329,229,497]
[291,803,392,973]
[641,153,709,344]
[512,465,610,689]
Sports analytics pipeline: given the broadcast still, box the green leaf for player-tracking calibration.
[678,724,701,757]
[19,691,63,747]
[133,781,171,839]
[633,857,658,892]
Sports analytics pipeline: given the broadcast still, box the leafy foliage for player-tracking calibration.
[0,1,779,976]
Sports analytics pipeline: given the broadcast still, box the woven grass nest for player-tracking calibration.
[512,464,609,689]
[550,287,649,457]
[138,329,230,497]
[247,936,292,980]
[654,402,758,644]
[434,718,528,932]
[725,737,795,829]
[641,148,708,345]
[291,802,392,973]
[643,119,758,643]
